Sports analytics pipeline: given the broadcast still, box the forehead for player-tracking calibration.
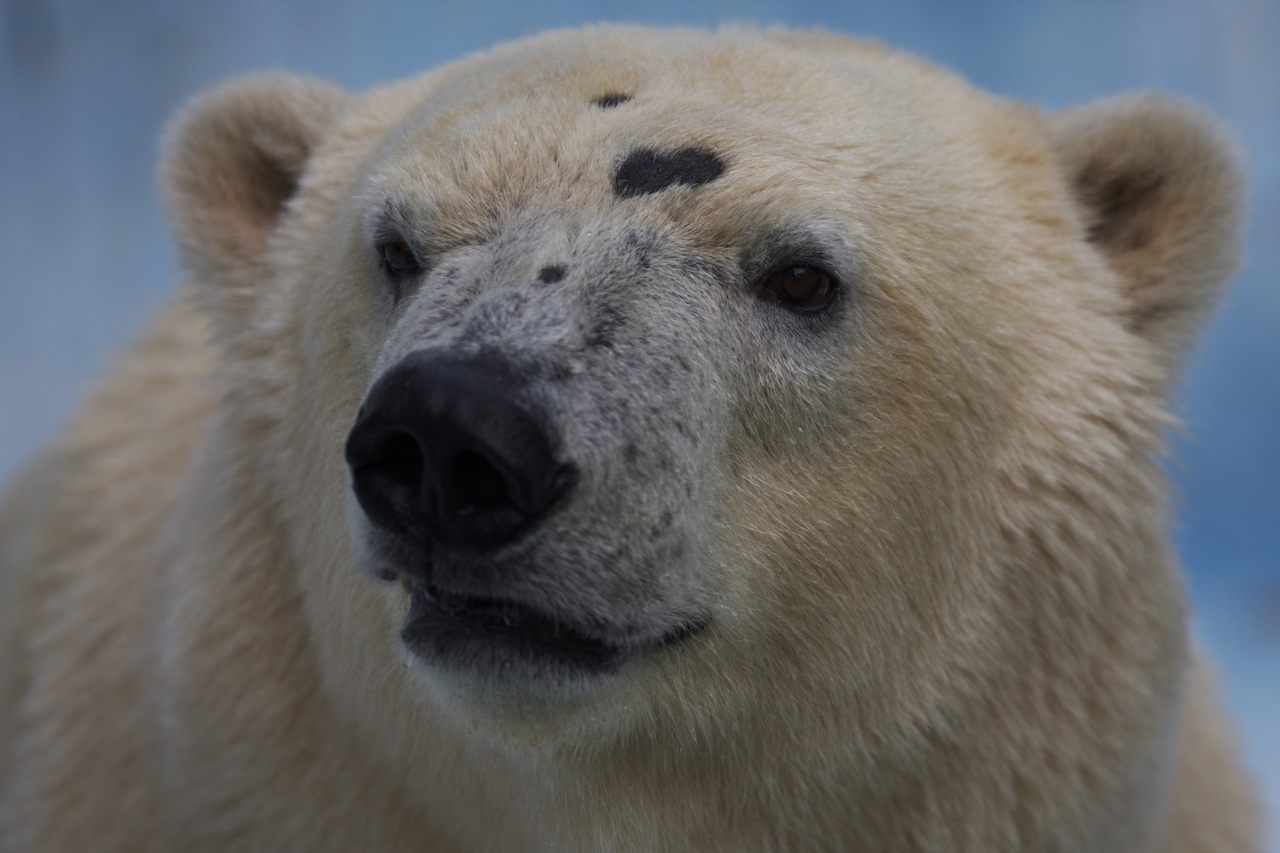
[394,28,886,142]
[352,27,1038,262]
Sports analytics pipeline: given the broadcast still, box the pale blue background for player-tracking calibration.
[1,1,1276,845]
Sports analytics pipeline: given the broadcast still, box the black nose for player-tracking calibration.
[345,353,578,548]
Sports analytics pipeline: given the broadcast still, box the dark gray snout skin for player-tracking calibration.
[346,214,737,681]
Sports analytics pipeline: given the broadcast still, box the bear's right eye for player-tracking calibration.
[379,239,421,279]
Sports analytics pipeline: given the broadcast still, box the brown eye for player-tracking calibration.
[379,240,419,277]
[760,266,835,311]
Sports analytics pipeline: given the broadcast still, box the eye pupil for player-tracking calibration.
[762,266,834,310]
[381,240,417,276]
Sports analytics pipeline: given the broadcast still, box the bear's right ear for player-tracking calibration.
[161,74,350,294]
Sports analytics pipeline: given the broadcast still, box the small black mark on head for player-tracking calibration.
[593,93,632,109]
[614,148,726,198]
[537,265,566,284]
[624,442,641,466]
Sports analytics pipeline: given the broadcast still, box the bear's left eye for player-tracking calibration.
[378,239,420,279]
[759,266,837,312]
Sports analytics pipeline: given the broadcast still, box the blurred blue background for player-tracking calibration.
[1,0,1275,844]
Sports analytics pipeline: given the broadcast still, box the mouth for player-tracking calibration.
[399,582,706,679]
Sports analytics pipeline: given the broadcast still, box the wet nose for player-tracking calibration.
[345,353,578,548]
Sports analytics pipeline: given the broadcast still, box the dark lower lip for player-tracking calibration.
[399,583,709,680]
[401,583,627,677]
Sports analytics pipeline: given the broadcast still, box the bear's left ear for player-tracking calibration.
[1047,94,1245,378]
[161,74,350,301]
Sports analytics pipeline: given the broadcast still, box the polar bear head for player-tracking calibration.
[161,26,1242,837]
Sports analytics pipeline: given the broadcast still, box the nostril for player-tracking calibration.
[448,450,512,513]
[348,429,427,536]
[376,432,426,489]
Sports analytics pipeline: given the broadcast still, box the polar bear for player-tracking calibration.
[0,24,1261,852]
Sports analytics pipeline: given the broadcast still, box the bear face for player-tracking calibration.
[190,27,1214,700]
[335,40,1019,709]
[32,22,1245,850]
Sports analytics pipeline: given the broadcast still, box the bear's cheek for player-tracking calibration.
[705,335,981,652]
[268,214,395,560]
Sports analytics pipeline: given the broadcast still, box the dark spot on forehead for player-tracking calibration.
[537,265,566,284]
[614,148,725,198]
[593,93,632,109]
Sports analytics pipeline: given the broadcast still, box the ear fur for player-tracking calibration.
[161,73,350,312]
[1047,94,1245,376]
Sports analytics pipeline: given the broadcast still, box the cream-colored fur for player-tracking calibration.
[0,25,1260,851]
